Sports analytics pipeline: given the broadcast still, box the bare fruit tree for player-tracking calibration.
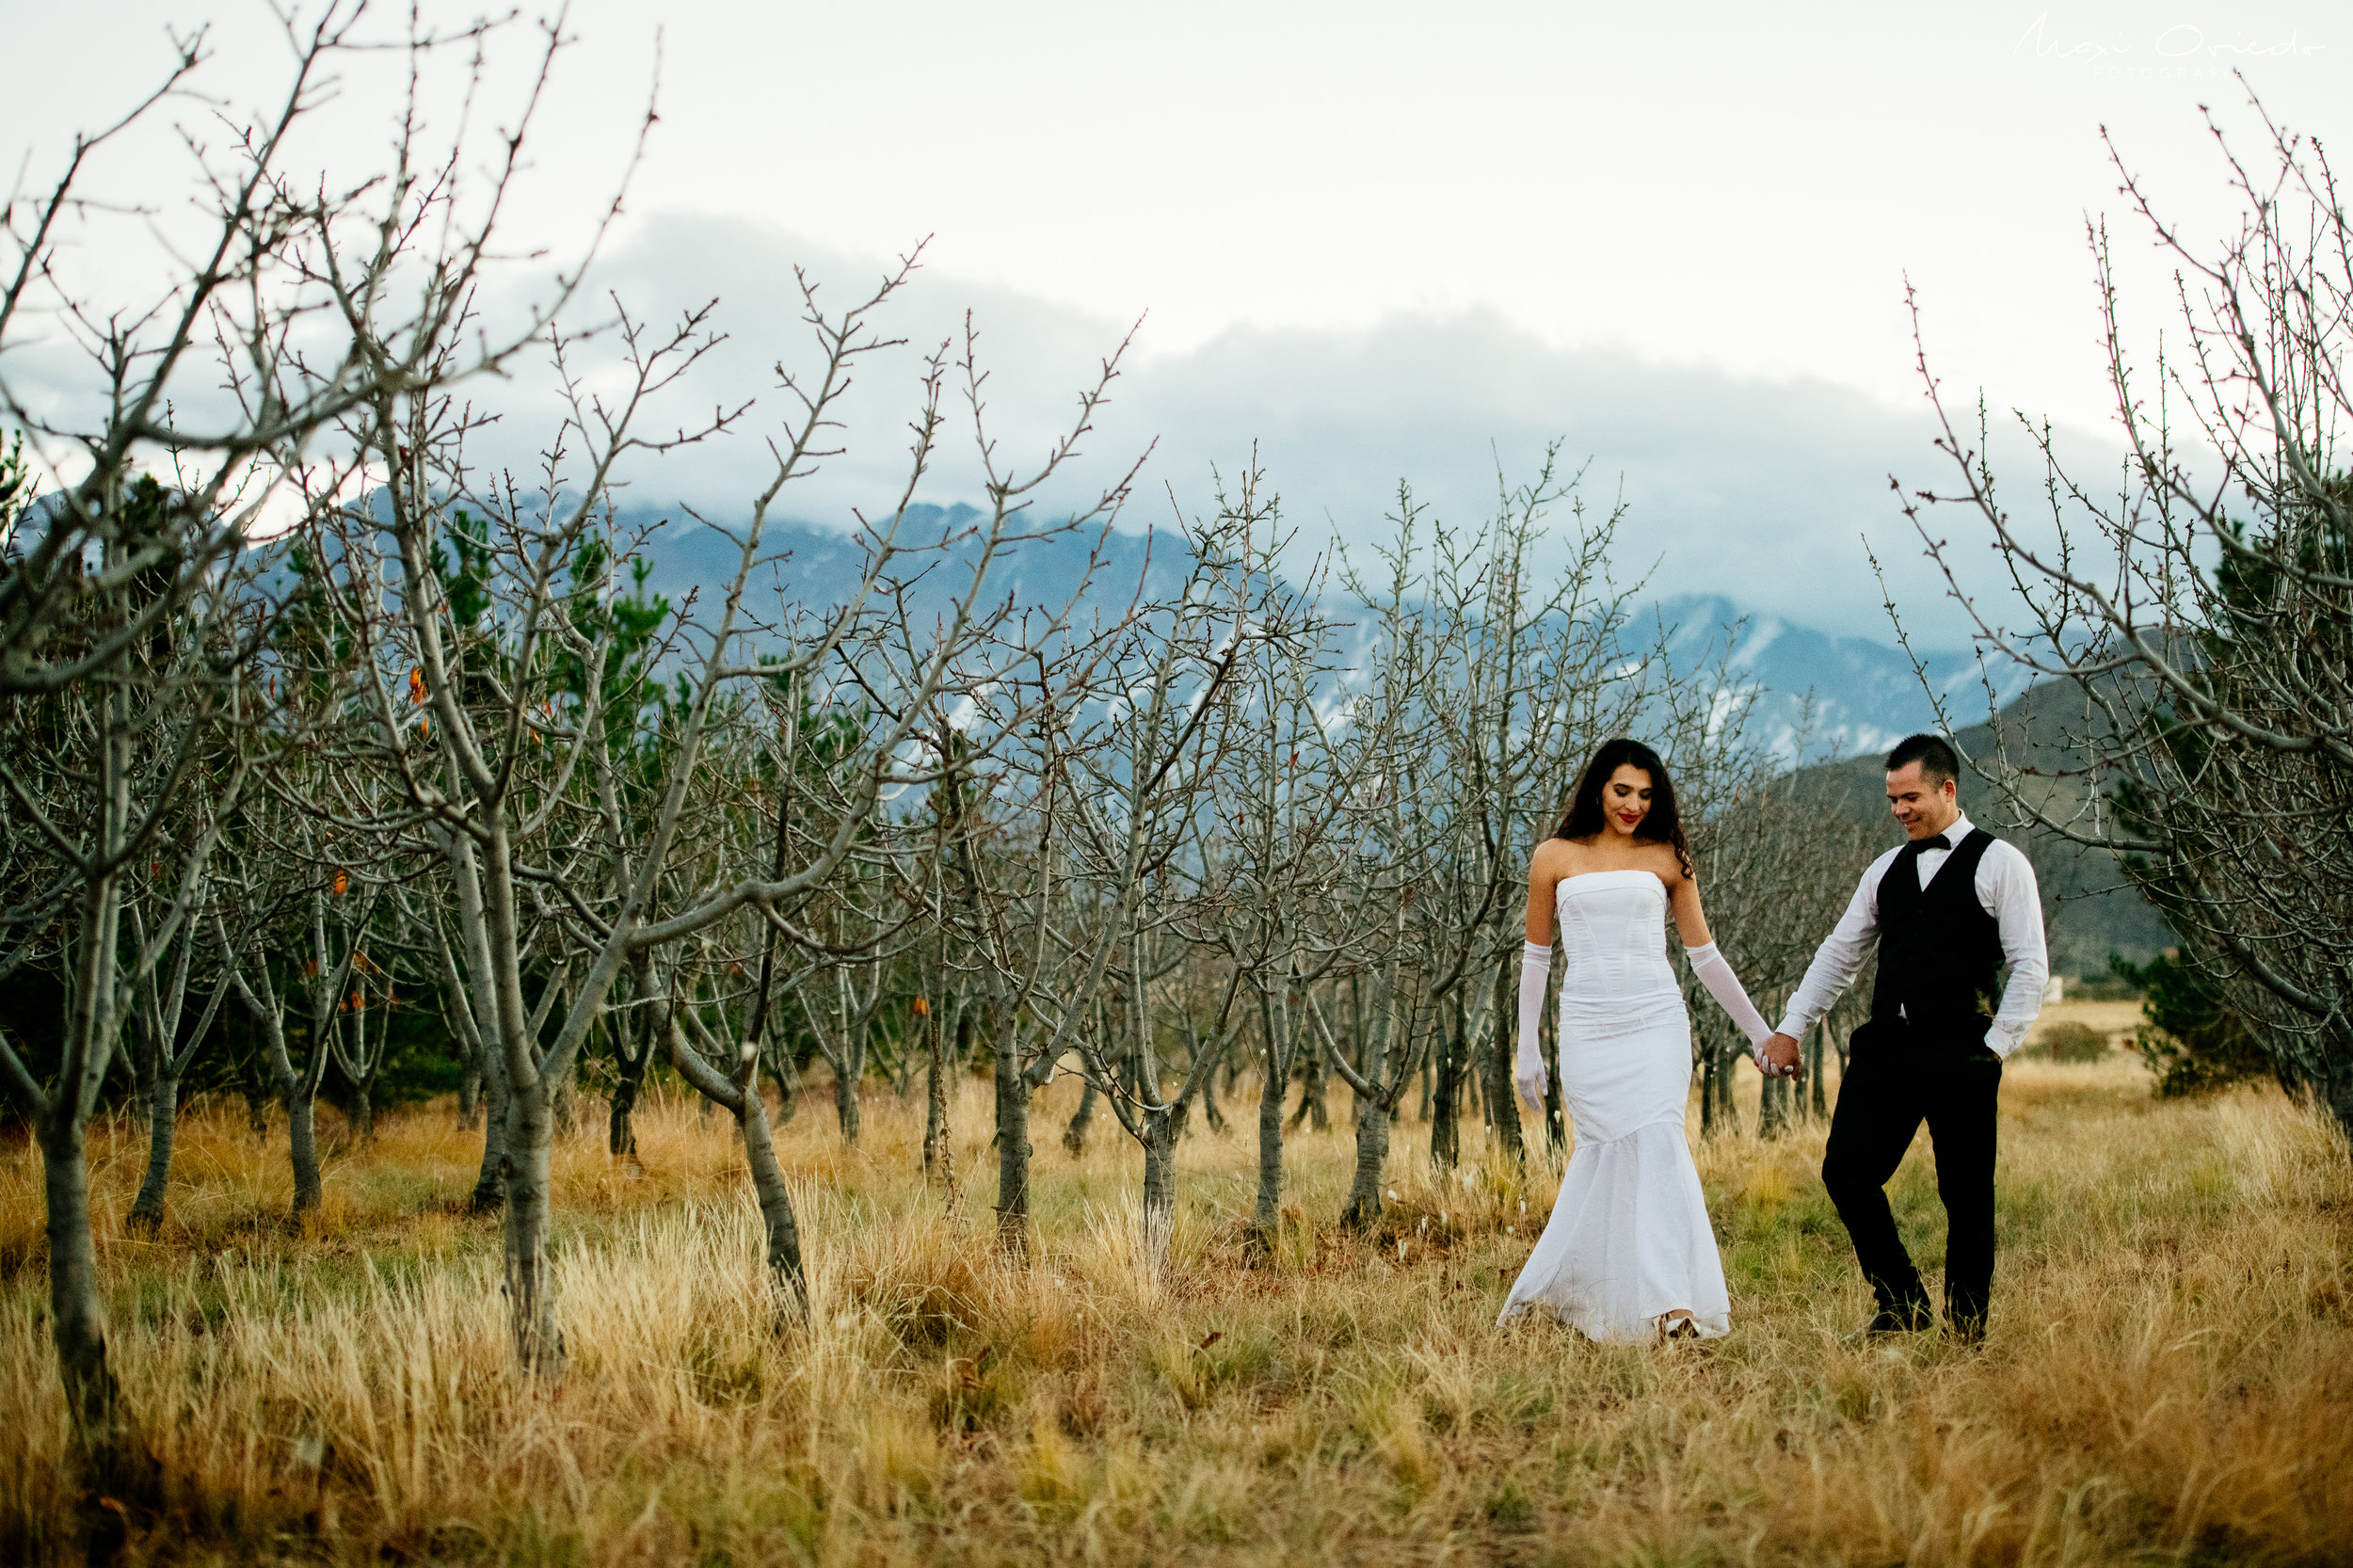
[946,497,1272,1264]
[0,502,271,1480]
[122,875,235,1230]
[1178,471,1374,1254]
[1897,88,2353,1138]
[214,778,388,1214]
[0,6,638,1469]
[314,238,1144,1360]
[1314,458,1641,1215]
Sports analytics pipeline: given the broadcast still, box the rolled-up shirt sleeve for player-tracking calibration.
[1774,851,1893,1041]
[1980,842,2049,1059]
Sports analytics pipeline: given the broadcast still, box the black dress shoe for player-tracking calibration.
[1842,1305,1931,1344]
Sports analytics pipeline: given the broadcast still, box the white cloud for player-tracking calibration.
[487,216,2121,645]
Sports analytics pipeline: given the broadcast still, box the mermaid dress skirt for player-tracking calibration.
[1497,870,1733,1340]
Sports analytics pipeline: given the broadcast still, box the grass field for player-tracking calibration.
[3,1007,2348,1565]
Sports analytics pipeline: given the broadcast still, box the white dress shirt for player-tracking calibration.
[1773,814,2049,1058]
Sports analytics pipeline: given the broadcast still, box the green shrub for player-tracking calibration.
[2109,952,2270,1096]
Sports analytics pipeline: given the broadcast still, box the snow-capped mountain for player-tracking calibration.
[1644,593,2037,764]
[625,514,2019,765]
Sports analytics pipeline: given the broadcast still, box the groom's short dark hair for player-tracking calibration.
[1885,733,1960,787]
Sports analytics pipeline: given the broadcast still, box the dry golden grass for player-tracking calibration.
[3,1051,2348,1566]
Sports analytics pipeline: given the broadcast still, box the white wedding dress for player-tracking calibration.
[1497,870,1733,1340]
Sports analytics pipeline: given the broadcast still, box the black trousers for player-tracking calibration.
[1821,1019,2003,1332]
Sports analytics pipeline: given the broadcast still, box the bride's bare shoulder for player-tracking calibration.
[1530,836,1583,875]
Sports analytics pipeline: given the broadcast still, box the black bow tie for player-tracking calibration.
[1903,832,1952,856]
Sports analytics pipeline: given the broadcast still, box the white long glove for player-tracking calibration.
[1686,940,1778,1071]
[1514,940,1551,1111]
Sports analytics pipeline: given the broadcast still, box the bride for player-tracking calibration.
[1498,738,1779,1342]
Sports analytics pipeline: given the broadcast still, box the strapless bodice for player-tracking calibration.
[1554,869,1679,1009]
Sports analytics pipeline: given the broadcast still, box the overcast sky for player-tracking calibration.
[4,1,2345,638]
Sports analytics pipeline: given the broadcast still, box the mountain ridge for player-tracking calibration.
[623,509,2018,762]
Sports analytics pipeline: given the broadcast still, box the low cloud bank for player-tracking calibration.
[0,211,2109,649]
[556,215,2121,648]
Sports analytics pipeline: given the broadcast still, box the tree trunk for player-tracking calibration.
[1058,1074,1095,1155]
[40,1115,124,1474]
[1141,1106,1181,1267]
[470,1048,509,1213]
[500,1085,562,1374]
[1430,996,1464,1169]
[1541,989,1566,1152]
[832,1064,861,1145]
[1289,1038,1328,1132]
[550,1066,575,1137]
[1198,1046,1226,1132]
[1251,1035,1285,1251]
[1482,956,1524,1159]
[736,1093,808,1314]
[1697,1037,1724,1139]
[244,1080,270,1141]
[609,1047,644,1162]
[923,1011,952,1186]
[1339,1091,1392,1230]
[458,1058,483,1129]
[128,1073,178,1232]
[993,1023,1032,1256]
[771,1043,802,1127]
[350,1081,375,1144]
[1759,1068,1791,1138]
[1806,1023,1828,1120]
[287,1089,323,1215]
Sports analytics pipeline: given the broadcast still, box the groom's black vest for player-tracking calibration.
[1868,828,2006,1048]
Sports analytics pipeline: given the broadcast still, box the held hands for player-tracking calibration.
[1758,1032,1803,1080]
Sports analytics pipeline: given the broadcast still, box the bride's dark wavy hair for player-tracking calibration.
[1551,738,1692,875]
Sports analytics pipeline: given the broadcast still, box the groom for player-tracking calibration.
[1760,734,2047,1343]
